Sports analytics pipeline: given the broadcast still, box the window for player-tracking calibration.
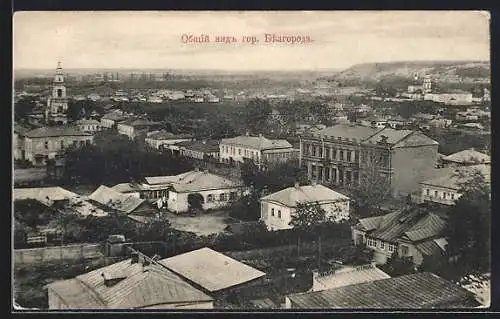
[238,148,242,155]
[380,242,385,249]
[44,141,49,150]
[401,245,409,256]
[318,147,323,158]
[312,146,316,157]
[367,238,376,248]
[347,151,352,162]
[340,150,344,161]
[219,193,226,201]
[330,148,334,160]
[354,151,359,162]
[388,244,395,253]
[451,193,455,200]
[443,192,447,199]
[80,141,85,147]
[207,194,214,202]
[426,189,430,196]
[278,210,282,218]
[60,141,64,149]
[271,208,275,216]
[229,192,237,201]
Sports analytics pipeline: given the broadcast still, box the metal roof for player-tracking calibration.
[443,149,490,164]
[160,247,266,292]
[46,258,213,309]
[221,135,292,151]
[14,187,79,205]
[169,171,244,193]
[313,264,390,291]
[88,185,147,214]
[24,125,92,138]
[287,272,479,309]
[261,184,349,208]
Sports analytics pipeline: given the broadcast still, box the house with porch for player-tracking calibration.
[351,209,447,266]
[260,183,350,231]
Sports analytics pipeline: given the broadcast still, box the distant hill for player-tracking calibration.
[335,61,490,82]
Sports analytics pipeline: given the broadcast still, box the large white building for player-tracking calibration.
[260,183,350,231]
[45,62,69,125]
[220,134,297,167]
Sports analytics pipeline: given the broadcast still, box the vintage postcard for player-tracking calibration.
[12,11,491,311]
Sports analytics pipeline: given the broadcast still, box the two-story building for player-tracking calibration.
[260,183,350,231]
[299,124,439,197]
[351,209,447,265]
[22,126,94,166]
[220,134,297,168]
[117,119,162,140]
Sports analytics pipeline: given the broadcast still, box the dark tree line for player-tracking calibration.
[62,131,194,186]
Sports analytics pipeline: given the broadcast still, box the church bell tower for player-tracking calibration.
[46,61,69,125]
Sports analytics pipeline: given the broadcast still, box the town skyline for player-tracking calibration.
[14,11,490,71]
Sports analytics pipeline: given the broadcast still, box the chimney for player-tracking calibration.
[131,251,139,264]
[194,167,200,172]
[258,133,263,137]
[294,182,300,189]
[203,169,209,174]
[379,135,388,144]
[245,131,250,136]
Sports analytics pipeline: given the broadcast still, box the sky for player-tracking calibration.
[13,11,490,71]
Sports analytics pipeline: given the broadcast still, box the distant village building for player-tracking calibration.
[424,92,474,106]
[75,119,102,134]
[177,140,220,160]
[45,62,69,125]
[352,210,447,265]
[285,272,479,309]
[21,126,93,166]
[260,183,350,231]
[299,124,439,197]
[220,134,297,168]
[441,149,490,167]
[117,119,162,140]
[419,164,490,206]
[144,130,193,151]
[100,110,131,129]
[360,117,387,129]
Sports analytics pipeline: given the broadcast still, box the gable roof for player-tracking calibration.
[88,185,146,214]
[14,187,79,205]
[169,170,244,193]
[261,184,349,207]
[221,135,292,151]
[160,247,266,293]
[443,149,490,164]
[118,118,160,127]
[415,238,448,257]
[25,126,93,138]
[101,110,129,121]
[287,272,479,309]
[111,183,145,193]
[313,264,390,291]
[421,164,491,190]
[46,258,213,309]
[357,210,446,244]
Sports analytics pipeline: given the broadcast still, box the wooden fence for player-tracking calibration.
[14,243,104,265]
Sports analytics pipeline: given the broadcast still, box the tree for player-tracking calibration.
[349,158,392,218]
[14,98,37,122]
[379,253,416,277]
[290,201,338,270]
[135,213,172,241]
[444,167,490,272]
[244,99,272,134]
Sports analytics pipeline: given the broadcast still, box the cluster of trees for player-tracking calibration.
[14,98,37,122]
[62,131,193,186]
[425,127,490,155]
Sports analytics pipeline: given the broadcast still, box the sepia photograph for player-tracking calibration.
[12,11,491,311]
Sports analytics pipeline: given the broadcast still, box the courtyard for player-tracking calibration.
[164,209,241,236]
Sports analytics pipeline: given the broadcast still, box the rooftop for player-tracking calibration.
[421,164,491,190]
[176,140,220,153]
[261,184,349,208]
[160,247,266,293]
[146,130,193,140]
[119,118,160,127]
[46,257,213,309]
[313,124,379,142]
[110,182,145,193]
[313,264,390,291]
[88,185,147,214]
[101,110,129,121]
[221,135,292,151]
[356,209,446,244]
[75,119,100,125]
[171,170,244,193]
[287,272,479,309]
[14,187,79,205]
[443,149,491,164]
[25,126,93,138]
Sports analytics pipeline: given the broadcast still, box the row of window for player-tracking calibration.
[425,189,456,200]
[303,144,359,163]
[310,166,359,185]
[207,192,238,202]
[221,145,258,159]
[44,140,90,150]
[271,208,282,219]
[367,238,396,252]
